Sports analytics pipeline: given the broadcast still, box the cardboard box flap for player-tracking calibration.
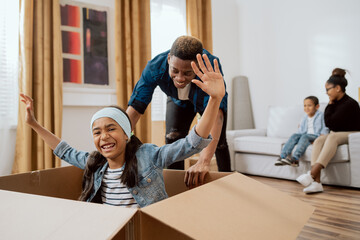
[0,166,83,200]
[163,169,232,197]
[0,189,137,240]
[139,211,193,240]
[142,172,315,240]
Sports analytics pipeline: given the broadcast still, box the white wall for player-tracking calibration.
[213,0,360,129]
[212,0,240,130]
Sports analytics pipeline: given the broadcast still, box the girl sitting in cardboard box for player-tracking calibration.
[20,54,224,208]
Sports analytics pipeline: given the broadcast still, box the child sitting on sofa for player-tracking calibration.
[274,96,329,167]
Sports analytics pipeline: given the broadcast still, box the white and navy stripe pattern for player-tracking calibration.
[101,167,139,208]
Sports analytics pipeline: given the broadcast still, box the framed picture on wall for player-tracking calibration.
[60,1,109,86]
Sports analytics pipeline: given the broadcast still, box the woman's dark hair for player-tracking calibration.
[327,68,348,92]
[304,96,319,106]
[79,106,142,201]
[169,35,203,61]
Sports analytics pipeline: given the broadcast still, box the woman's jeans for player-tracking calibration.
[280,133,317,160]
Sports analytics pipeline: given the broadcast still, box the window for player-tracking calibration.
[0,0,19,127]
[150,0,186,121]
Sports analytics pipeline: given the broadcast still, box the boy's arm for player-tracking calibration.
[126,106,142,131]
[298,114,307,134]
[20,93,61,150]
[186,109,223,187]
[126,63,158,129]
[184,54,225,187]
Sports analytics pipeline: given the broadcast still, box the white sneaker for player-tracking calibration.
[296,171,313,187]
[303,182,323,194]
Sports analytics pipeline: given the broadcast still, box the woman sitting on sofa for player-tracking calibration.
[297,68,360,193]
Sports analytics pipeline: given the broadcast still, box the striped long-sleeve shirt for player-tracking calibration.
[101,167,139,208]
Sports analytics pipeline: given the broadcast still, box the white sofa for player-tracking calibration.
[227,103,360,188]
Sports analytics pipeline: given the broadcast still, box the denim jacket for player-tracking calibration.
[128,49,228,115]
[298,110,329,137]
[53,127,211,208]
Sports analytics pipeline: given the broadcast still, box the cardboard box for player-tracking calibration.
[0,166,314,239]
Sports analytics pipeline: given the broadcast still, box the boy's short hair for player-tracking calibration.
[304,96,319,106]
[169,36,203,61]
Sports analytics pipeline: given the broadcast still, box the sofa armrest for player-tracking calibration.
[226,129,267,171]
[349,132,360,187]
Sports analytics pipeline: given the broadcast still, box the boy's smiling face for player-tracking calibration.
[167,54,197,89]
[303,99,319,117]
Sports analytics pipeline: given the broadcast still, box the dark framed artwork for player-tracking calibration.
[60,2,109,86]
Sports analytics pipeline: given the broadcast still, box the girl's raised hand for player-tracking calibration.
[20,93,37,126]
[190,54,225,101]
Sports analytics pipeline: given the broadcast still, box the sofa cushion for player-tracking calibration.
[267,105,303,138]
[266,103,328,139]
[299,144,349,163]
[234,136,350,163]
[234,136,287,156]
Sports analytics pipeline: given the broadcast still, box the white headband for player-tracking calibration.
[90,107,132,139]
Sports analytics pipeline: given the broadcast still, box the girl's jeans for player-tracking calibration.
[280,133,318,160]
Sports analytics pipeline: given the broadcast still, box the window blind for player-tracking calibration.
[0,0,19,126]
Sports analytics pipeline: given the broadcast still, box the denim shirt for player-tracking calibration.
[298,110,329,137]
[53,127,211,208]
[128,49,228,115]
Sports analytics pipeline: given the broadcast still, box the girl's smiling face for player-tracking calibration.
[92,117,128,163]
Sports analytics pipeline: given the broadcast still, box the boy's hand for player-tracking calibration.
[20,93,37,126]
[191,54,225,100]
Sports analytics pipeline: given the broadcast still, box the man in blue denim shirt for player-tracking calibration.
[126,36,231,187]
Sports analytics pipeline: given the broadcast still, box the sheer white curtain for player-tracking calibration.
[0,0,19,175]
[150,0,186,121]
